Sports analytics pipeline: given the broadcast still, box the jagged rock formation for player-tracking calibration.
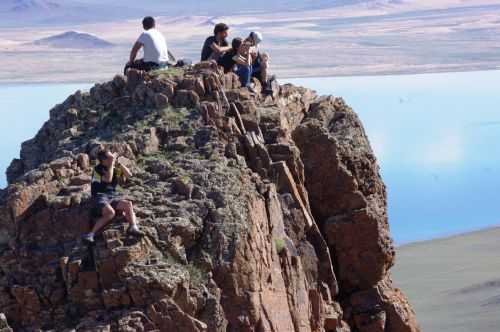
[0,62,419,332]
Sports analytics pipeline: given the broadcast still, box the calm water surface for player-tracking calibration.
[0,84,92,187]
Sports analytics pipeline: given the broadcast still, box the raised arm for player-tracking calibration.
[129,41,143,63]
[233,44,252,66]
[210,42,232,54]
[117,161,133,179]
[102,154,116,183]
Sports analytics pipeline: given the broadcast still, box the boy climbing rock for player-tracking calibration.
[82,149,143,244]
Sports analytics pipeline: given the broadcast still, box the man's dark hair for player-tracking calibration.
[142,16,156,30]
[214,23,229,35]
[232,38,243,51]
[97,150,108,163]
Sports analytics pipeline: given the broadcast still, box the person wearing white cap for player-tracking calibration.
[245,31,270,88]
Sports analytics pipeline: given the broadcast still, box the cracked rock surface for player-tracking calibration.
[0,62,419,332]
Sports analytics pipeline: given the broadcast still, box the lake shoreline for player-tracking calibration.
[396,225,500,248]
[1,66,500,86]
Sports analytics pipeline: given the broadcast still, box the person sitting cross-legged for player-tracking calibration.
[124,16,170,74]
[82,150,143,244]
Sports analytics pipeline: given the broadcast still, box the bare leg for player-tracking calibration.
[91,204,116,234]
[115,200,137,227]
[116,200,143,237]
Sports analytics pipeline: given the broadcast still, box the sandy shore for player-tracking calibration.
[393,227,500,331]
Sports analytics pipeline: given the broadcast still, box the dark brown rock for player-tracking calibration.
[154,93,169,109]
[76,153,90,170]
[126,69,146,91]
[70,174,91,186]
[173,177,194,199]
[174,89,200,109]
[179,76,206,97]
[292,102,418,331]
[293,118,394,291]
[0,65,418,332]
[151,77,176,97]
[200,101,224,127]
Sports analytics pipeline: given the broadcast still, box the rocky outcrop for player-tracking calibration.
[0,62,419,331]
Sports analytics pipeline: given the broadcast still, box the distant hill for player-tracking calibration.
[0,0,61,13]
[0,1,146,27]
[98,0,391,15]
[8,0,60,12]
[0,0,404,27]
[32,31,114,49]
[0,0,485,28]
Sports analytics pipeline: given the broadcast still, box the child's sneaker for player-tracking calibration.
[127,225,144,237]
[82,232,95,244]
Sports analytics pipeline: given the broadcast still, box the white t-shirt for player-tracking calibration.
[137,28,169,64]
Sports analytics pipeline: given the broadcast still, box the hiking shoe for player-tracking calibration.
[82,233,95,244]
[127,225,144,237]
[247,85,257,94]
[262,86,274,96]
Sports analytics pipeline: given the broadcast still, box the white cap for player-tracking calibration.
[249,31,263,44]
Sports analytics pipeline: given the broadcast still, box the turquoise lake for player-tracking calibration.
[1,70,499,244]
[0,83,92,186]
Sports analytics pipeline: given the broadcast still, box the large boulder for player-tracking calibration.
[0,66,418,332]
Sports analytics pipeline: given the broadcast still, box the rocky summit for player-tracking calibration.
[0,62,420,332]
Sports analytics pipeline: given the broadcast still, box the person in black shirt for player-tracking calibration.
[201,23,231,62]
[217,37,242,73]
[82,150,143,243]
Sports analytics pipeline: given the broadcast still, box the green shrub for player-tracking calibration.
[275,238,286,255]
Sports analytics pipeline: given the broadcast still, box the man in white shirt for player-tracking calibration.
[125,16,170,74]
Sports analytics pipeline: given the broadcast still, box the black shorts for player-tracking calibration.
[91,193,122,218]
[124,59,168,75]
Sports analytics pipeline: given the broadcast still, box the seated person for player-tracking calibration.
[82,150,143,244]
[124,16,169,74]
[245,31,270,86]
[219,37,274,95]
[231,40,255,90]
[201,23,232,62]
[217,37,242,73]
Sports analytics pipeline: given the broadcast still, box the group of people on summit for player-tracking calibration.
[83,17,272,244]
[124,17,272,93]
[200,23,270,92]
